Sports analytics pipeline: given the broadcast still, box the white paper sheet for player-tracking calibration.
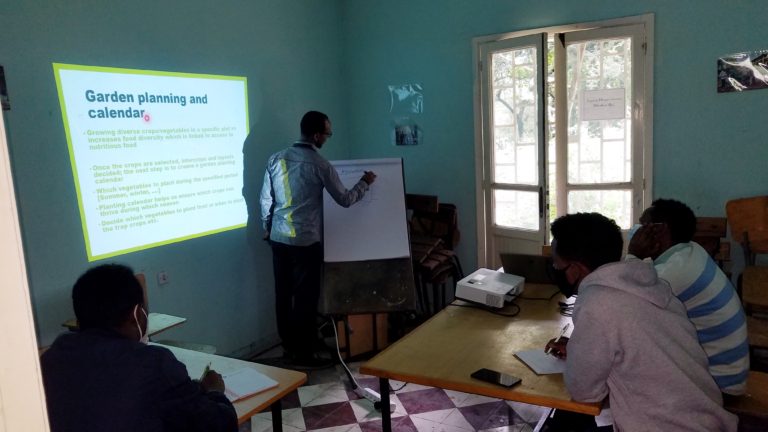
[514,349,567,375]
[323,158,410,262]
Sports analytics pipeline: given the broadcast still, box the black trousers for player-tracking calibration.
[542,410,613,432]
[270,241,323,358]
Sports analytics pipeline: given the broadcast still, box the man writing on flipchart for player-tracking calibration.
[258,110,376,368]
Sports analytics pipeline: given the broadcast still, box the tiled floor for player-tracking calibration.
[239,351,551,432]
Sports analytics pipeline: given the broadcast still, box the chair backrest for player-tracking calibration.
[693,217,730,268]
[410,201,460,250]
[405,194,439,213]
[726,196,768,264]
[724,371,768,424]
[742,266,768,314]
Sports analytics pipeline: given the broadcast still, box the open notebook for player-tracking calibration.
[223,368,279,402]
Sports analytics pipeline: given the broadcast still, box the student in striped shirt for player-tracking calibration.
[628,198,749,395]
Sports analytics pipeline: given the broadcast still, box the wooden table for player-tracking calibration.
[360,283,601,431]
[63,312,187,336]
[159,343,307,430]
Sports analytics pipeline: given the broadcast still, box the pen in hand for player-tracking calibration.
[200,362,212,381]
[545,323,570,355]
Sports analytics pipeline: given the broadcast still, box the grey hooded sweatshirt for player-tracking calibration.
[566,259,738,431]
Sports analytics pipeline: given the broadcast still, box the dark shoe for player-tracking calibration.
[313,337,330,352]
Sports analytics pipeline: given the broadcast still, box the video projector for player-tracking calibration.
[455,268,525,308]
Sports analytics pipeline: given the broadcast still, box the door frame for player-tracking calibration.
[473,14,654,267]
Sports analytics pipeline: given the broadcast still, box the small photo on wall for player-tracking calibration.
[717,50,768,93]
[392,118,421,146]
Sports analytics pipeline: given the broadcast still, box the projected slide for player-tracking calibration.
[53,63,249,261]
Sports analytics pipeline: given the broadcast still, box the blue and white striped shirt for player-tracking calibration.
[655,242,749,395]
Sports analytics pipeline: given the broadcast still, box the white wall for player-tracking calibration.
[0,110,48,430]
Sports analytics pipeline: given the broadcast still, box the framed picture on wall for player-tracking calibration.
[717,50,768,93]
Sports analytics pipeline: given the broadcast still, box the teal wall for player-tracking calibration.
[341,0,768,270]
[0,0,349,354]
[3,0,767,354]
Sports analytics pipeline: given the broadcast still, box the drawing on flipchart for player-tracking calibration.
[338,169,375,204]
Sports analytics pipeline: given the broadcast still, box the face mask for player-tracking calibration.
[627,223,642,242]
[552,266,578,298]
[133,305,149,344]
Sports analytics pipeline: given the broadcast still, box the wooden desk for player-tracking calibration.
[360,283,600,431]
[63,312,187,336]
[159,343,307,430]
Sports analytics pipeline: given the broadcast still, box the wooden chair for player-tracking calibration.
[406,194,464,316]
[694,217,730,269]
[725,196,768,368]
[743,266,768,340]
[726,196,768,266]
[724,371,768,431]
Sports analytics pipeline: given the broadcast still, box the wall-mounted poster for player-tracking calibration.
[392,117,421,146]
[388,83,423,114]
[717,50,768,93]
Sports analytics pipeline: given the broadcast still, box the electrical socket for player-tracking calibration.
[157,271,169,285]
[355,387,395,413]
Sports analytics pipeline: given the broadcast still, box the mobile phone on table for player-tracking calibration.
[470,368,521,388]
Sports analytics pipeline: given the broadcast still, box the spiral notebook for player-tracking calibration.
[222,368,279,402]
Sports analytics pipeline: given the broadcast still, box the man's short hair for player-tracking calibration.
[72,264,143,330]
[300,111,329,136]
[647,198,697,244]
[551,212,623,271]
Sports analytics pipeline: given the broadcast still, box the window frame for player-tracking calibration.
[473,14,654,267]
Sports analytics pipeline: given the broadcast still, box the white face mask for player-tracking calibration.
[133,304,149,344]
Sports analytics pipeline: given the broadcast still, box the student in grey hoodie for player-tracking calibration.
[545,213,737,432]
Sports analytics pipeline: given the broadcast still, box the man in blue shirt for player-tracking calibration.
[41,264,237,432]
[259,111,376,367]
[628,198,749,395]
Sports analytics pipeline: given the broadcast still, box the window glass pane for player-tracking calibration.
[567,190,632,229]
[494,189,539,230]
[492,46,539,186]
[601,140,626,182]
[566,37,632,185]
[516,144,537,183]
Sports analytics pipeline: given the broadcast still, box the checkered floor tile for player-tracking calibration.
[240,361,550,432]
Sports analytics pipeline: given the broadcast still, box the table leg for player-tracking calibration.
[380,377,391,432]
[271,399,283,432]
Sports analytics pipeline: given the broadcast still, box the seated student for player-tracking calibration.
[545,213,736,431]
[41,264,237,432]
[628,198,749,395]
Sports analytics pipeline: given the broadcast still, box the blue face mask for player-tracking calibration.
[627,223,642,242]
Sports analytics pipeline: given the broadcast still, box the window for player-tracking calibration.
[474,15,653,268]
